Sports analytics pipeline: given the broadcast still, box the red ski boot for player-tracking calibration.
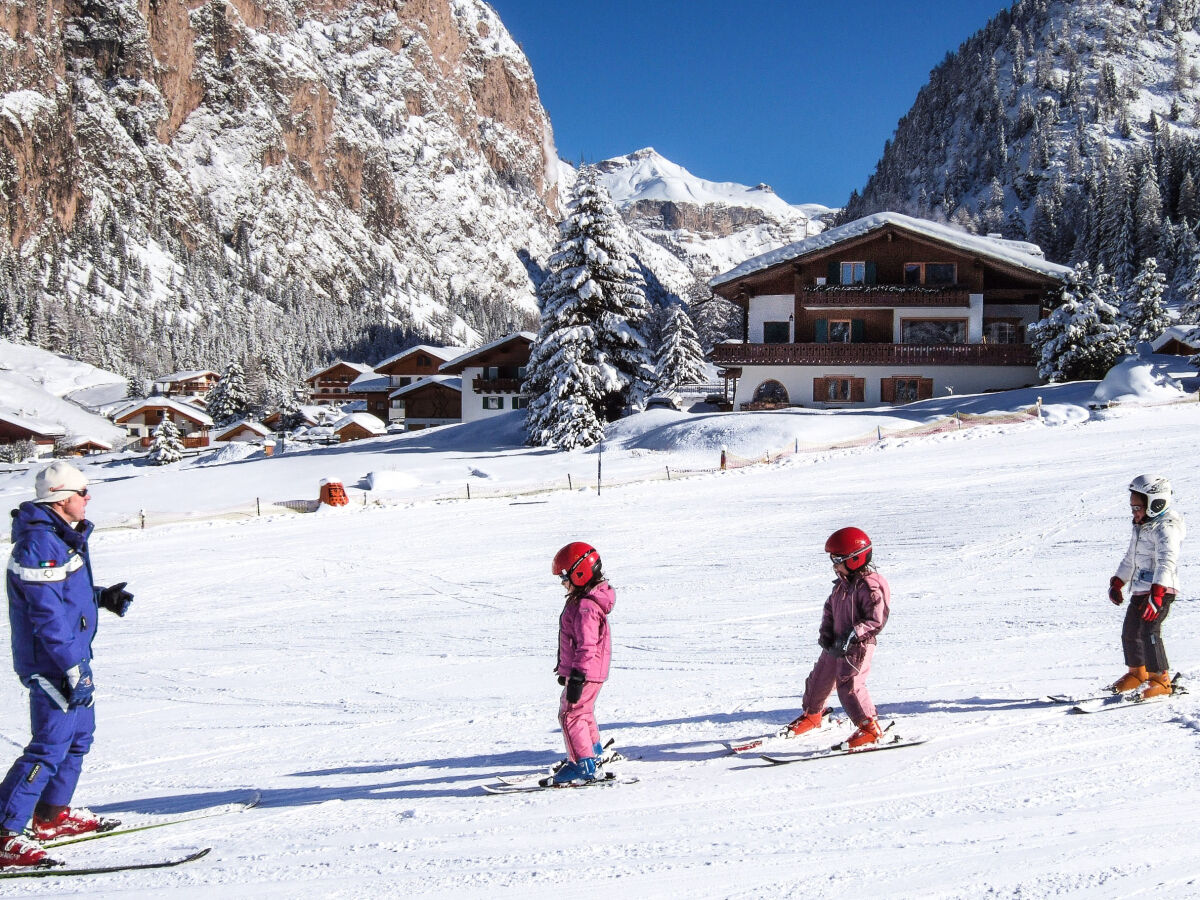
[32,807,117,841]
[845,718,883,749]
[0,830,50,868]
[786,708,827,737]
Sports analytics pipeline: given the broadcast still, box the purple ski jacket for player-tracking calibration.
[818,570,890,648]
[556,581,614,682]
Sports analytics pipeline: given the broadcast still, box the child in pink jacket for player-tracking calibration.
[549,541,615,785]
[786,527,891,749]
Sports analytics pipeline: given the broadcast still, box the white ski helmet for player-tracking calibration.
[1129,474,1171,518]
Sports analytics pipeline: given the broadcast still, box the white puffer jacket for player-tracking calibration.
[1115,508,1186,593]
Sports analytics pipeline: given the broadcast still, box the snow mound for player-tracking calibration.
[367,470,421,491]
[1090,356,1189,406]
[204,442,261,465]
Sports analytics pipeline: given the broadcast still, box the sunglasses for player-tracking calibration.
[72,488,89,498]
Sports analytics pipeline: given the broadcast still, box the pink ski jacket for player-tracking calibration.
[818,570,890,648]
[556,581,614,682]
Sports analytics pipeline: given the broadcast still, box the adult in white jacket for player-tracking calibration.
[1107,475,1185,698]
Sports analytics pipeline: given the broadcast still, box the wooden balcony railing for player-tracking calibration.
[711,342,1035,367]
[800,286,970,307]
[472,377,524,394]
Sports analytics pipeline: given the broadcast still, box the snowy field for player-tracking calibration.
[1,366,1200,896]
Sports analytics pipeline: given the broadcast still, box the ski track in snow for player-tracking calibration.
[1,405,1200,895]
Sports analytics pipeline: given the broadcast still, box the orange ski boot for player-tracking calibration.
[1108,665,1148,693]
[786,709,827,737]
[845,718,883,749]
[1140,671,1173,699]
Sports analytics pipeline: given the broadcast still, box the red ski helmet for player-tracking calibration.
[552,542,600,587]
[825,527,872,571]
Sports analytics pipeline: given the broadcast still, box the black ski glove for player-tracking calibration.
[557,675,566,686]
[818,634,834,652]
[98,582,133,616]
[565,669,586,704]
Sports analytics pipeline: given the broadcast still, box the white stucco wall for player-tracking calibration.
[733,363,1037,408]
[459,366,526,424]
[747,295,794,343]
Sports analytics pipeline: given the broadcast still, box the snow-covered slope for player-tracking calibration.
[0,364,1196,895]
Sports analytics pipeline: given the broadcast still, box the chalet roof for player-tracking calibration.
[214,419,272,439]
[388,375,463,399]
[60,435,113,450]
[113,397,215,427]
[373,345,467,369]
[153,369,218,383]
[348,373,394,392]
[1152,325,1200,352]
[305,360,375,380]
[331,412,387,435]
[710,211,1074,289]
[439,332,535,374]
[0,411,67,438]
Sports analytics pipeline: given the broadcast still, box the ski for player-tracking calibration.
[0,847,211,879]
[759,722,926,764]
[1070,681,1188,714]
[482,772,639,794]
[45,791,261,848]
[1046,693,1117,705]
[724,707,842,754]
[495,739,620,785]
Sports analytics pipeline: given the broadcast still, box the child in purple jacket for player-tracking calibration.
[548,542,615,785]
[786,527,891,749]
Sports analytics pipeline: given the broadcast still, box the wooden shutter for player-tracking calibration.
[850,379,865,402]
[827,261,840,285]
[880,378,895,403]
[918,378,934,400]
[814,318,828,343]
[813,377,827,402]
[851,319,865,342]
[865,261,877,285]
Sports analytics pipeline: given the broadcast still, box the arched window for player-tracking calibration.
[752,380,789,404]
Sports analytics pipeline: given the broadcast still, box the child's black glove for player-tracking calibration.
[565,669,586,704]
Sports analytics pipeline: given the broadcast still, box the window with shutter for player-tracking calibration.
[814,319,828,343]
[850,379,865,402]
[880,378,895,403]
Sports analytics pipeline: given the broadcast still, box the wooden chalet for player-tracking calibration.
[709,212,1072,408]
[0,412,66,456]
[58,436,114,456]
[214,419,272,443]
[305,361,375,404]
[151,370,219,398]
[373,345,465,423]
[113,398,213,448]
[389,376,462,431]
[1152,326,1200,357]
[331,412,387,443]
[438,332,534,424]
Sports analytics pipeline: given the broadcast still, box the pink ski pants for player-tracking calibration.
[801,643,877,725]
[558,681,603,761]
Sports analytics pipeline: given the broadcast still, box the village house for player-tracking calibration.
[1152,325,1200,357]
[113,398,214,448]
[709,212,1072,408]
[438,332,534,424]
[389,376,463,431]
[305,361,375,404]
[0,412,66,457]
[58,436,114,456]
[151,370,220,399]
[373,345,465,424]
[331,412,388,443]
[214,419,273,443]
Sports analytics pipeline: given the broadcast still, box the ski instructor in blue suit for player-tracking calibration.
[0,462,133,868]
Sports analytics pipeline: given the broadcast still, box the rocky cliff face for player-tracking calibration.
[0,0,559,372]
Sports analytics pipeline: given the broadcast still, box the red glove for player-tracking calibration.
[1142,584,1167,622]
[1108,576,1124,605]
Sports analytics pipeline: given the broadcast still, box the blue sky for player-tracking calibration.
[487,1,1015,209]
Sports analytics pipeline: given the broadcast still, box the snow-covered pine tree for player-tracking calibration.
[1121,257,1170,347]
[687,277,741,353]
[148,417,184,465]
[1030,263,1128,382]
[206,361,251,426]
[652,304,707,393]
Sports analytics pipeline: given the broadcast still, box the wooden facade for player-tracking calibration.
[306,361,374,403]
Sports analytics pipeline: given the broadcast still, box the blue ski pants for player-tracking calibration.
[0,680,95,831]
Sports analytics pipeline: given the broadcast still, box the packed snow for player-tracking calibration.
[0,356,1198,896]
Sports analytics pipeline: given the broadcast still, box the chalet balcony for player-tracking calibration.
[711,342,1036,367]
[800,285,970,307]
[472,377,524,394]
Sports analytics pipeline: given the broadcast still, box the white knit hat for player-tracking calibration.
[34,461,88,504]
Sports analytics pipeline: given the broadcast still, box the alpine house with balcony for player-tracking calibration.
[709,212,1072,408]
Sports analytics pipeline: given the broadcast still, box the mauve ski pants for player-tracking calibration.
[558,681,603,761]
[802,642,877,725]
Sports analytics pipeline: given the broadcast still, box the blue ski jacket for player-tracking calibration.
[5,501,99,679]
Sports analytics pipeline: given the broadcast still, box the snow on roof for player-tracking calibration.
[373,345,467,369]
[0,410,67,437]
[348,373,394,392]
[61,435,113,450]
[710,211,1074,288]
[214,419,272,438]
[305,360,375,380]
[439,332,536,373]
[388,375,463,398]
[332,412,387,434]
[1152,325,1200,351]
[153,370,218,383]
[114,397,215,426]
